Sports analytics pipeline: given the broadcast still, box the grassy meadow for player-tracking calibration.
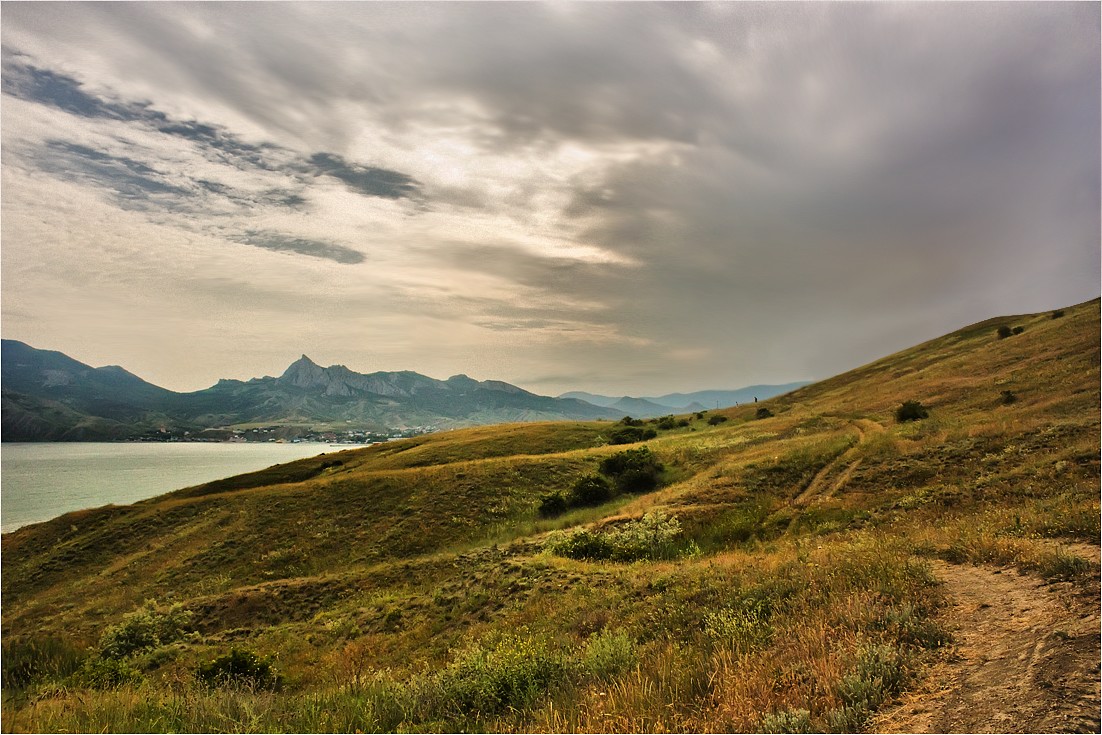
[2,298,1099,733]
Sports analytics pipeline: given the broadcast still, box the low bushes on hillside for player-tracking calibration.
[609,426,657,444]
[197,648,281,690]
[894,400,929,423]
[545,511,694,562]
[539,448,665,517]
[599,446,664,493]
[98,601,195,660]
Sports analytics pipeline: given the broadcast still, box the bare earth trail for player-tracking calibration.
[872,548,1101,734]
[794,418,884,506]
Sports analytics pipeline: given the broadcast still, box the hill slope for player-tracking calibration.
[3,299,1098,732]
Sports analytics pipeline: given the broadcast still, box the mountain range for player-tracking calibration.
[559,383,811,417]
[0,340,806,441]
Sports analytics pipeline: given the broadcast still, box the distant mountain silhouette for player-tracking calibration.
[559,382,811,418]
[0,341,618,441]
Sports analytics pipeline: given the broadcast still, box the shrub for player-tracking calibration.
[755,407,774,419]
[618,416,644,427]
[656,416,677,430]
[98,600,194,660]
[1000,390,1017,405]
[434,633,568,718]
[609,426,655,444]
[694,411,705,420]
[677,418,690,427]
[197,648,281,690]
[708,414,729,425]
[581,629,637,681]
[828,643,909,731]
[1012,326,1024,335]
[538,491,568,517]
[1052,309,1065,319]
[544,528,612,560]
[77,656,142,689]
[599,447,664,493]
[571,475,613,506]
[546,511,687,562]
[894,400,929,423]
[759,708,814,734]
[996,325,1013,339]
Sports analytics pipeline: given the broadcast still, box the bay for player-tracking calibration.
[1,442,361,533]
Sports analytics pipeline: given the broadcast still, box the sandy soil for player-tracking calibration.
[872,550,1101,734]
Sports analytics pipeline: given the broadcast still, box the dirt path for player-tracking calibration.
[872,553,1101,733]
[794,419,882,506]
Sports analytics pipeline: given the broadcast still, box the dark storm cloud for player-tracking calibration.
[231,231,365,265]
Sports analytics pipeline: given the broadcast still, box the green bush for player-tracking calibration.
[599,447,664,493]
[1000,390,1017,405]
[618,416,644,427]
[1052,309,1065,319]
[656,416,677,430]
[538,491,568,517]
[434,633,568,718]
[571,475,613,506]
[609,426,654,444]
[708,414,730,425]
[1012,326,1024,335]
[828,643,909,731]
[196,649,281,690]
[98,600,194,660]
[755,407,774,419]
[894,400,929,423]
[996,325,1013,339]
[759,708,814,733]
[580,629,637,681]
[546,511,688,562]
[77,656,143,689]
[544,528,612,560]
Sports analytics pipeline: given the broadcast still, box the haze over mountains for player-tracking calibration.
[560,384,811,417]
[0,340,804,441]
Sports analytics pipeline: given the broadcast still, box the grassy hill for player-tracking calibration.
[2,299,1098,732]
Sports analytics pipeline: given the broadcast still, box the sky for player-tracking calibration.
[2,2,1098,397]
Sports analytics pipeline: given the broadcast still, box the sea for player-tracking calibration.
[0,442,361,533]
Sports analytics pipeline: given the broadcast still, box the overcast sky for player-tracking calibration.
[2,2,1098,396]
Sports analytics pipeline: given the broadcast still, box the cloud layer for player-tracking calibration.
[2,3,1098,394]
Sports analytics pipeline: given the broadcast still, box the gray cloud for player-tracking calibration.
[232,231,365,265]
[305,152,419,200]
[39,140,191,206]
[1,3,1098,394]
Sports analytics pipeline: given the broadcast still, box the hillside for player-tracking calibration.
[2,299,1098,732]
[0,344,619,440]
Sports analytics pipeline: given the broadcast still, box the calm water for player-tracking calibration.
[1,442,360,533]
